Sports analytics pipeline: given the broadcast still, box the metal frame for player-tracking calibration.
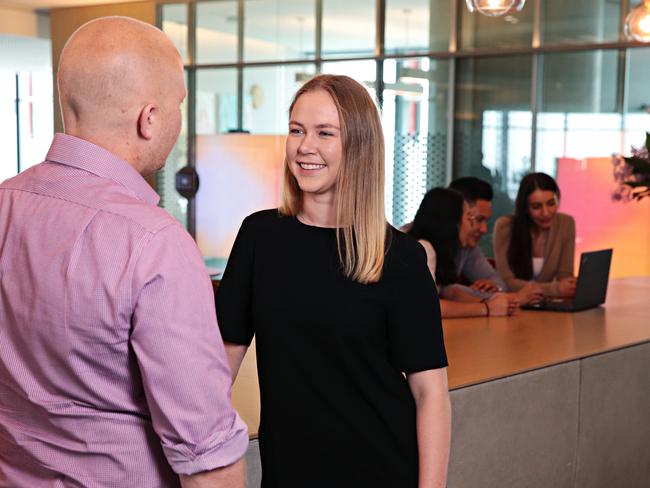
[158,0,642,232]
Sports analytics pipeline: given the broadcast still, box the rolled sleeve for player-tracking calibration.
[131,223,248,475]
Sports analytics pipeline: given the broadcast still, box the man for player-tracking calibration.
[0,17,247,487]
[448,176,506,293]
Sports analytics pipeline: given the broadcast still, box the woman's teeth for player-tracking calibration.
[299,163,326,170]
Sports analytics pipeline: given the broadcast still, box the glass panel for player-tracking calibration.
[244,0,315,62]
[196,68,239,134]
[0,72,17,182]
[454,55,533,256]
[161,3,188,63]
[459,0,533,51]
[157,71,189,228]
[624,47,650,151]
[197,0,238,64]
[243,64,316,134]
[535,50,620,176]
[383,57,450,227]
[543,0,622,45]
[385,0,451,54]
[17,71,53,172]
[321,60,377,100]
[322,0,375,58]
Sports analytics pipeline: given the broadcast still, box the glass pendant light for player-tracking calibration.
[625,1,650,42]
[465,0,516,17]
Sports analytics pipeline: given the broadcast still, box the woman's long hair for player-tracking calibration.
[507,172,560,279]
[279,74,387,284]
[408,188,465,286]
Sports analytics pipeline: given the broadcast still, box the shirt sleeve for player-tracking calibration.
[215,216,256,346]
[130,223,249,476]
[386,238,448,374]
[462,246,507,291]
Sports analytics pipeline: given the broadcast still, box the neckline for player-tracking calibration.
[294,215,339,230]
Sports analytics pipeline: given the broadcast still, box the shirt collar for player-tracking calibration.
[45,133,160,206]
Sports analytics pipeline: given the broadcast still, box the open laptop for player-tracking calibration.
[522,249,613,312]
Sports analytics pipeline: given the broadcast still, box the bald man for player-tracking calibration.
[0,17,247,487]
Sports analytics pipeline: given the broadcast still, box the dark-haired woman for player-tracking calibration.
[409,187,517,318]
[493,172,576,297]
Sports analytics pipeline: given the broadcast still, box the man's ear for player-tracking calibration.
[138,104,156,140]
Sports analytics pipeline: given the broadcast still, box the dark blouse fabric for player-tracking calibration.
[216,209,447,488]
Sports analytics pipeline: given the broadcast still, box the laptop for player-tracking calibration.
[522,249,613,312]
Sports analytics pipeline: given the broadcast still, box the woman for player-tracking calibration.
[409,187,517,318]
[216,75,450,487]
[493,172,576,297]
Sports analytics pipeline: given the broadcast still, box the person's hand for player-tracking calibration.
[514,282,544,305]
[557,277,577,297]
[486,293,518,317]
[470,279,499,293]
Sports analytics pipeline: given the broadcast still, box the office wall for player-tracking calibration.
[0,6,42,38]
[557,157,650,278]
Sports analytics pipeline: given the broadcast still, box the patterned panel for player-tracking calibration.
[391,132,447,228]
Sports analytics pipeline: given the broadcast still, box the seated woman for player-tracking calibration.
[493,172,576,298]
[409,187,517,318]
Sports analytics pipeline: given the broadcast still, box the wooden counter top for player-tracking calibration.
[230,277,650,437]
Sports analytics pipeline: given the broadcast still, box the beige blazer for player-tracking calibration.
[493,212,575,297]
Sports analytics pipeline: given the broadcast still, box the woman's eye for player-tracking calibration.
[320,131,333,137]
[289,128,302,135]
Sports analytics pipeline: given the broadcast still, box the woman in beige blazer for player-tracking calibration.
[493,172,576,298]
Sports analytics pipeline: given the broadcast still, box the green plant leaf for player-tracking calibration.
[623,181,650,188]
[645,132,650,152]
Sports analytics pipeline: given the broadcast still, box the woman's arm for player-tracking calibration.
[224,343,248,382]
[557,214,576,280]
[407,368,451,488]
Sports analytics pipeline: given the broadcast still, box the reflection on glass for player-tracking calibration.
[197,0,238,64]
[543,0,621,45]
[382,58,450,227]
[18,71,53,172]
[459,0,533,50]
[196,69,238,134]
[243,64,316,134]
[322,0,375,58]
[385,0,451,54]
[161,3,188,63]
[536,50,620,175]
[244,0,315,62]
[454,55,532,255]
[624,47,650,150]
[321,60,377,98]
[157,72,189,228]
[0,73,18,182]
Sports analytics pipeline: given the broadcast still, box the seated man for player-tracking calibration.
[450,176,542,305]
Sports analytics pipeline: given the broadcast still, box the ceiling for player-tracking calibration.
[0,0,141,10]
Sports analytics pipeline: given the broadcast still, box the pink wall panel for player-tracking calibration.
[557,157,650,278]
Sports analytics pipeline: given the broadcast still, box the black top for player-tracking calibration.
[216,209,447,488]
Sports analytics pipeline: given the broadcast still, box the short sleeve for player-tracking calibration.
[386,239,448,373]
[216,216,256,346]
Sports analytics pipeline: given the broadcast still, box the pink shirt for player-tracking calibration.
[0,134,248,487]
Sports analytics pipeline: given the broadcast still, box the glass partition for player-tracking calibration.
[542,0,622,45]
[244,0,316,62]
[322,0,375,58]
[197,0,239,64]
[535,50,621,176]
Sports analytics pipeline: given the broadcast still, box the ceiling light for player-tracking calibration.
[465,0,516,17]
[625,1,650,42]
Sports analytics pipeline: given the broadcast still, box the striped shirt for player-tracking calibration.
[0,133,248,487]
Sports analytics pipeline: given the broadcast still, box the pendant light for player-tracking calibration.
[465,0,516,17]
[625,1,650,42]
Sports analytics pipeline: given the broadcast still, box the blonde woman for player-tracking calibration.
[217,75,450,488]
